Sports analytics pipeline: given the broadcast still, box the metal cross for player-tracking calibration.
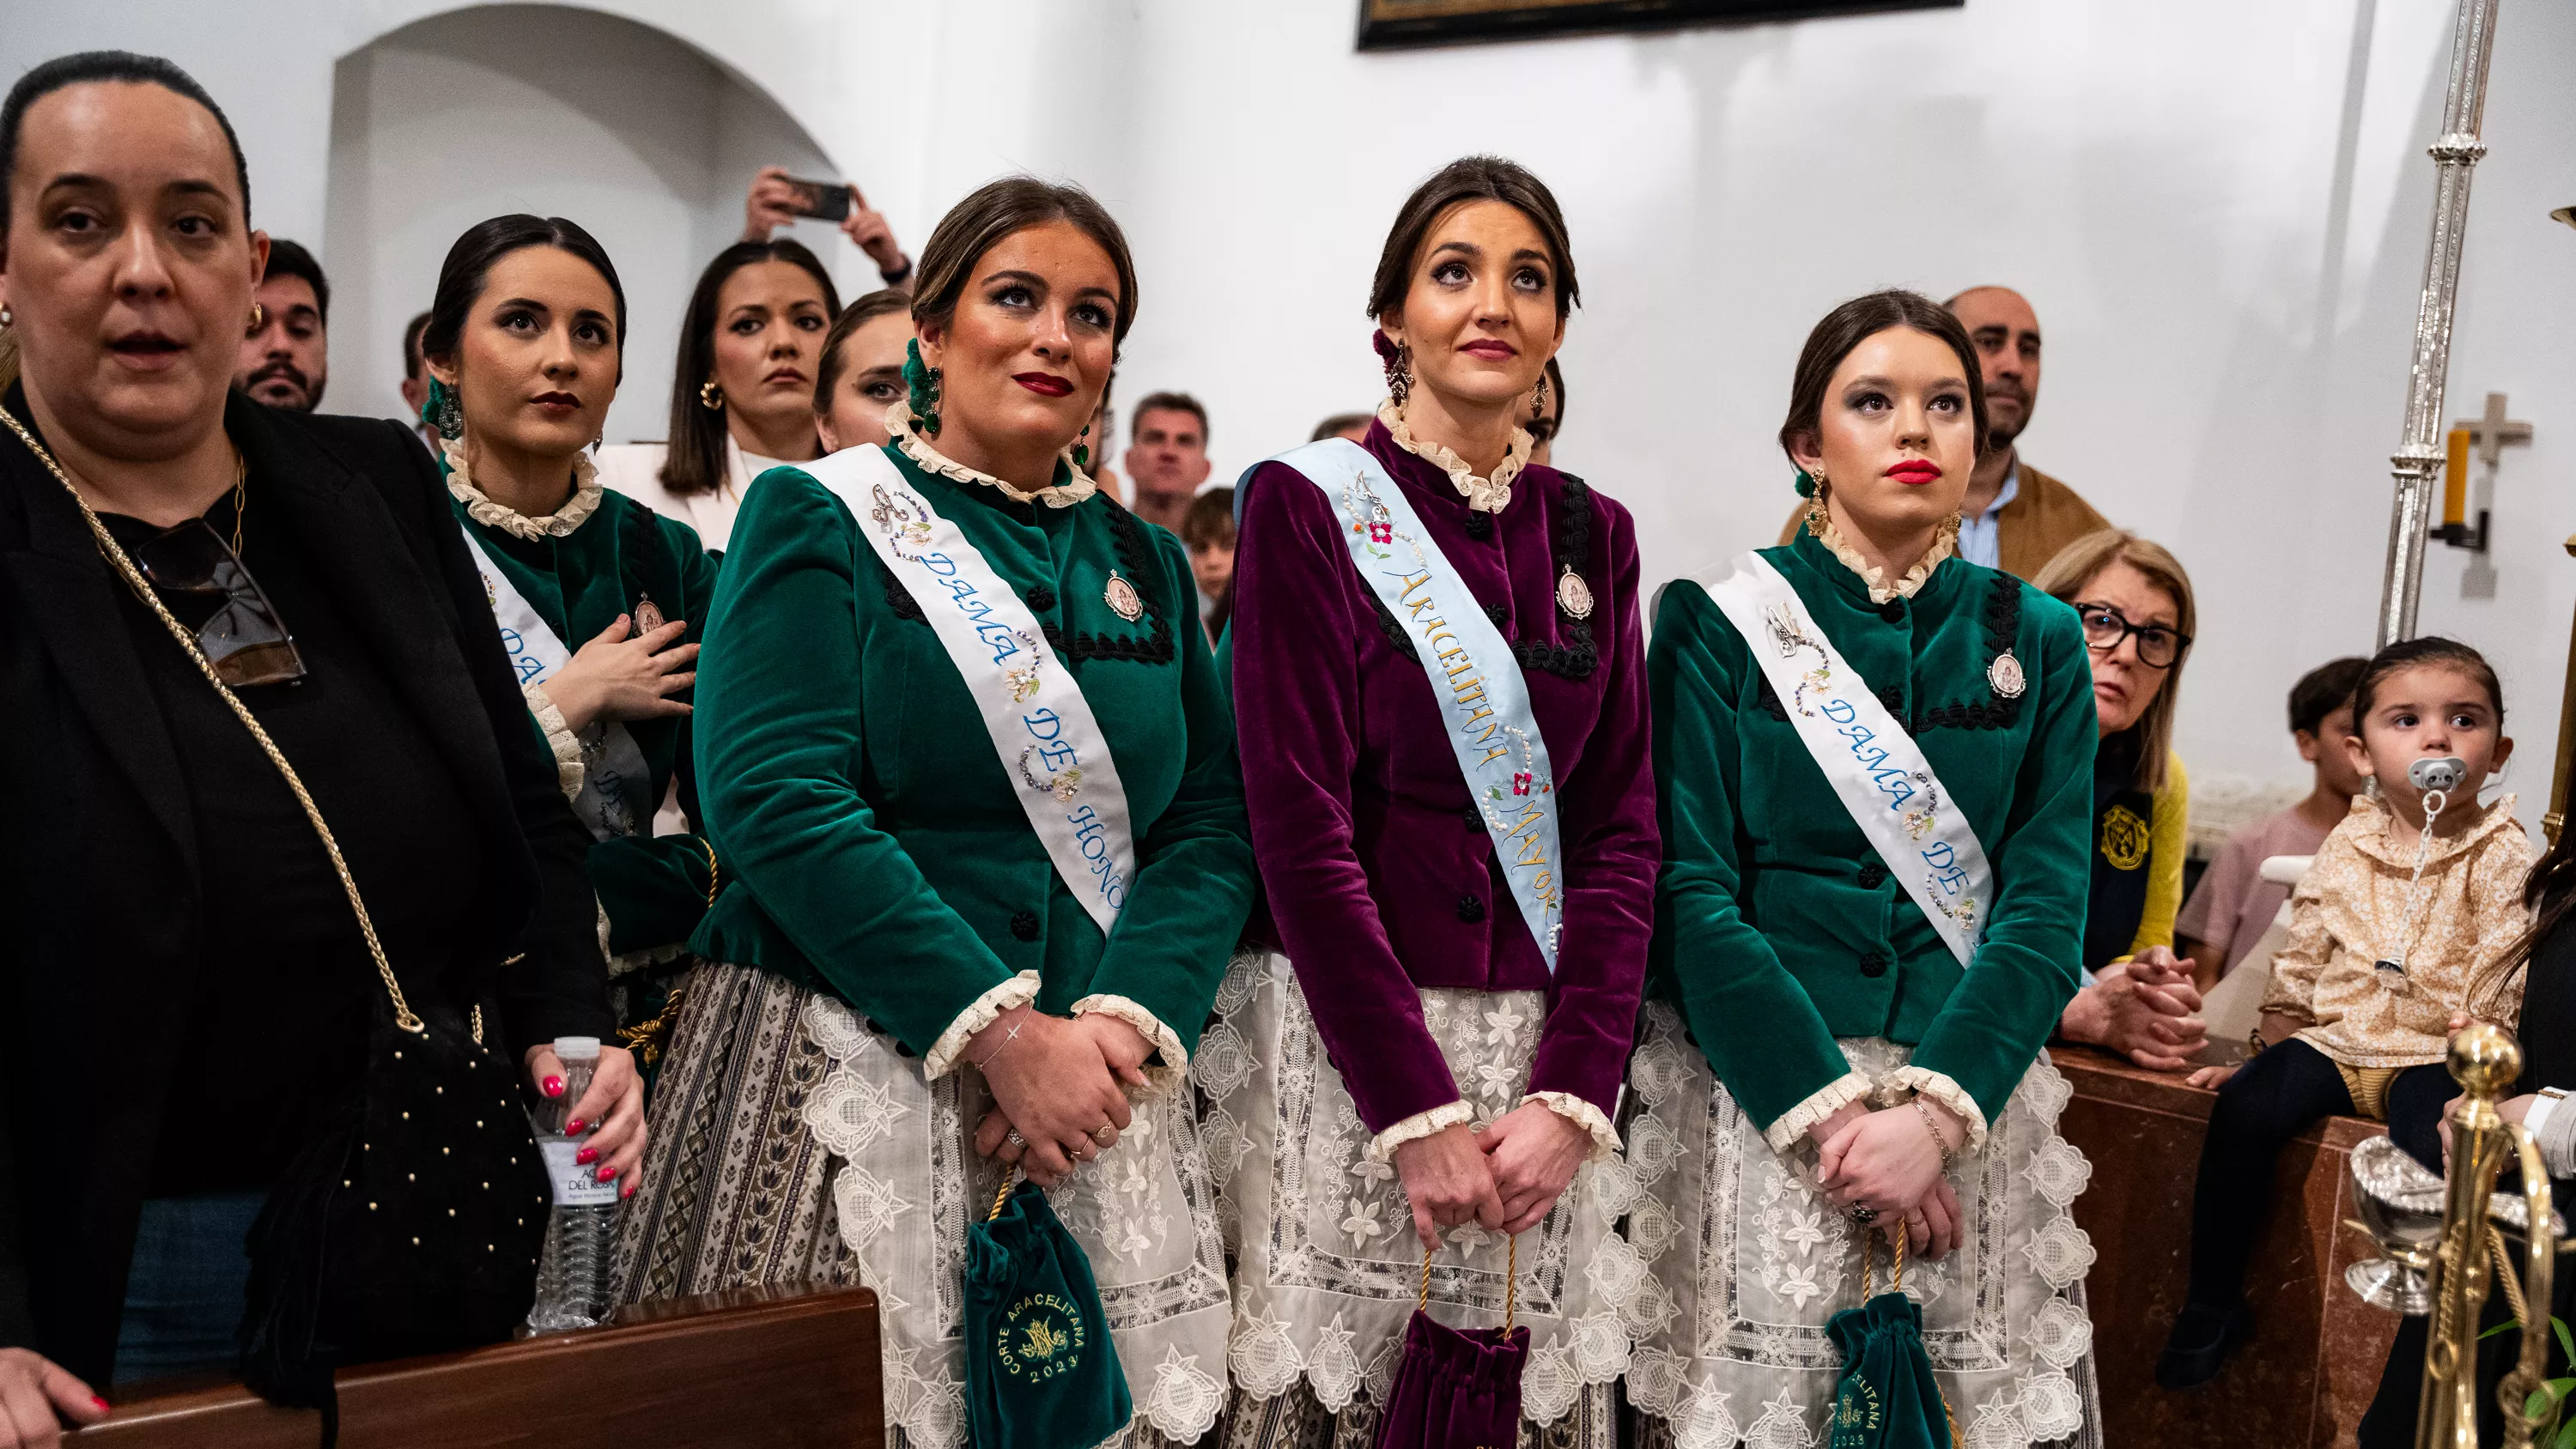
[2457,391,2532,467]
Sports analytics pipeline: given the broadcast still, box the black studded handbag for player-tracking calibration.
[0,409,552,1434]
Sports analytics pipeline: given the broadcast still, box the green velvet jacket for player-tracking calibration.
[1647,528,2097,1137]
[688,448,1256,1063]
[453,486,722,959]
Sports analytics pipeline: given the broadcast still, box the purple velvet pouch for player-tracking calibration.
[1371,1236,1528,1449]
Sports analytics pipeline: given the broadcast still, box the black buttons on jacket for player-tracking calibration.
[1463,805,1486,832]
[1010,911,1041,941]
[1857,862,1887,888]
[1879,686,1905,715]
[1880,597,1906,624]
[1859,949,1891,978]
[1456,894,1485,923]
[1465,512,1493,541]
[1024,585,1056,612]
[1485,603,1510,627]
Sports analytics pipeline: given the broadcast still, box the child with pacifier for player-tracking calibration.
[2155,635,2532,1389]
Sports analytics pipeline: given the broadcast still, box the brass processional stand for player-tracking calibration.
[2348,3,2571,1446]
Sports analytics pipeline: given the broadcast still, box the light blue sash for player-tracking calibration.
[1698,550,1993,963]
[803,446,1137,935]
[1267,439,1564,971]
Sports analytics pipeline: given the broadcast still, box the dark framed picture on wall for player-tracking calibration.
[1355,0,1961,50]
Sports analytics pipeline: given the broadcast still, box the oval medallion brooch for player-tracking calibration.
[1987,649,2027,700]
[1555,567,1595,621]
[1103,570,1145,622]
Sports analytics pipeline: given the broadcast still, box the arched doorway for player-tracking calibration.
[324,3,842,442]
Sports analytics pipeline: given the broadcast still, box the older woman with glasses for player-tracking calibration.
[0,52,620,1433]
[2036,530,2214,1072]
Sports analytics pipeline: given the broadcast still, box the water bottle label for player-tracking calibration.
[539,1138,618,1207]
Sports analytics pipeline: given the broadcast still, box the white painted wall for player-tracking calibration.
[5,0,2572,828]
[321,5,837,443]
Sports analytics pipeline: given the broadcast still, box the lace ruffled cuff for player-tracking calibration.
[1071,994,1188,1095]
[924,970,1043,1080]
[1365,1099,1475,1163]
[1762,1070,1875,1155]
[1886,1065,1990,1155]
[1522,1090,1621,1160]
[523,683,585,801]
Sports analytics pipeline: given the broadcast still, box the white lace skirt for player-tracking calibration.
[615,961,1233,1449]
[1199,951,1644,1430]
[1621,1003,2100,1449]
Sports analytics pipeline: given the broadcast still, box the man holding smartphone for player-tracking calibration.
[743,165,915,290]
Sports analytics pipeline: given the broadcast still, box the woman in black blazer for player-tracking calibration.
[0,52,636,1436]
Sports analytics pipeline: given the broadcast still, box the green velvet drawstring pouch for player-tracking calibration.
[1824,1231,1959,1449]
[965,1176,1132,1449]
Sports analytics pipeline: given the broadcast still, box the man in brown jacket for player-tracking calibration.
[1778,285,2108,579]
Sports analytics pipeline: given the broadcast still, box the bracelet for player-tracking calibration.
[1911,1096,1955,1173]
[971,1014,1024,1071]
[2248,1026,2268,1057]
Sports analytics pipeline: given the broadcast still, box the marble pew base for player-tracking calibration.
[2052,1044,2402,1449]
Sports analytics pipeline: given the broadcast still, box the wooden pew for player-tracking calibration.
[2056,1045,2398,1448]
[74,1283,883,1448]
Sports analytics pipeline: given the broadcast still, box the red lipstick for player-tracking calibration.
[1461,340,1517,361]
[1883,459,1942,486]
[1012,373,1073,397]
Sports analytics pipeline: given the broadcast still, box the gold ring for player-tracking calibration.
[1092,1125,1117,1147]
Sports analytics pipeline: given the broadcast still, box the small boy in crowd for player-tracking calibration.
[2174,655,2370,991]
[1182,488,1236,645]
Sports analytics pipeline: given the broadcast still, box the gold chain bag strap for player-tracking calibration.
[0,404,556,1419]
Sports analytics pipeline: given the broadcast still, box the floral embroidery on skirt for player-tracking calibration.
[1621,1003,2101,1449]
[1201,951,1645,1432]
[615,961,1231,1448]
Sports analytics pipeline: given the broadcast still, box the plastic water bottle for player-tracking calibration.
[526,1035,617,1331]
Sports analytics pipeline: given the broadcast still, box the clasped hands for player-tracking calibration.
[969,1004,1153,1188]
[1390,1104,1595,1252]
[1809,1094,1970,1262]
[2063,947,2208,1071]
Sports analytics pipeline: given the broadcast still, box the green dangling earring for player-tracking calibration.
[902,338,942,438]
[425,377,464,442]
[1072,421,1092,471]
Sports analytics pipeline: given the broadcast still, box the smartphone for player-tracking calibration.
[781,176,852,222]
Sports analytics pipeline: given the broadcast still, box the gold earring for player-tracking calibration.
[1802,470,1831,538]
[699,379,723,410]
[247,301,266,334]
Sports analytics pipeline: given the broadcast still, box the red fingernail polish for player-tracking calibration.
[575,1146,598,1165]
[597,1165,618,1182]
[565,1119,586,1136]
[93,1396,110,1412]
[544,1076,565,1098]
[622,1183,636,1199]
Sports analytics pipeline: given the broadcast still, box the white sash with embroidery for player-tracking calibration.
[1268,439,1564,971]
[805,446,1136,934]
[459,525,653,843]
[1698,550,1992,964]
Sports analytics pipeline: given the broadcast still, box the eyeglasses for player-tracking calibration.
[2074,602,2190,670]
[131,518,307,688]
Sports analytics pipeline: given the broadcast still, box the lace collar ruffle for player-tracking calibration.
[1377,399,1530,514]
[883,403,1096,509]
[2346,790,2521,870]
[1807,504,1957,605]
[443,437,604,542]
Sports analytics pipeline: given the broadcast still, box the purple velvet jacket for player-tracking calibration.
[1230,421,1658,1138]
